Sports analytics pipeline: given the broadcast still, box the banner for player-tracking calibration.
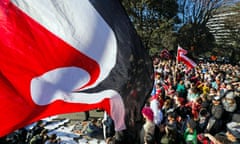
[0,0,153,138]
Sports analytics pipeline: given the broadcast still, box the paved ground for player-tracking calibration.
[52,110,106,143]
[57,110,104,124]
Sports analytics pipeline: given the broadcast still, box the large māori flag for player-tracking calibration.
[0,0,153,139]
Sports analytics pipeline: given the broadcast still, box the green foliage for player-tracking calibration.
[121,0,240,61]
[149,47,160,56]
[177,23,215,57]
[121,0,179,56]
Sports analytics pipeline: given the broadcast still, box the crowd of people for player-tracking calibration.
[140,57,240,144]
[0,120,64,144]
[1,56,240,144]
[0,112,115,144]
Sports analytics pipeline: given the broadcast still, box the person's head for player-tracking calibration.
[191,87,197,94]
[155,83,161,89]
[49,133,58,142]
[210,88,217,95]
[225,91,235,104]
[220,82,226,88]
[195,97,202,104]
[226,122,240,142]
[200,93,207,101]
[158,92,164,100]
[204,81,210,87]
[187,119,197,131]
[226,84,233,90]
[212,96,221,105]
[216,76,221,84]
[199,108,209,117]
[163,99,172,108]
[179,80,184,85]
[174,97,185,106]
[141,107,154,122]
[155,73,161,79]
[167,112,176,122]
[91,118,98,125]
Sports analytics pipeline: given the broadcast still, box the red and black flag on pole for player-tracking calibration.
[177,46,197,69]
[0,0,153,141]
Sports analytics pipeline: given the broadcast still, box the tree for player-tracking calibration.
[121,0,179,56]
[179,0,236,25]
[177,0,236,57]
[177,23,215,57]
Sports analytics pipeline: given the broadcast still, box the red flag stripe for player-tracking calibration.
[179,54,197,69]
[9,0,118,90]
[177,46,188,61]
[177,46,196,69]
[0,0,126,136]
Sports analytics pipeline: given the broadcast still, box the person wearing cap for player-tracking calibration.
[140,107,160,144]
[206,95,224,135]
[226,122,240,144]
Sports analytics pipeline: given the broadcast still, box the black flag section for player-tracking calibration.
[89,0,154,143]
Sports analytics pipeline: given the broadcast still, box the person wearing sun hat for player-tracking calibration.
[140,106,160,144]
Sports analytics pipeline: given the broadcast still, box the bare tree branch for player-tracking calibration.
[179,0,236,25]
